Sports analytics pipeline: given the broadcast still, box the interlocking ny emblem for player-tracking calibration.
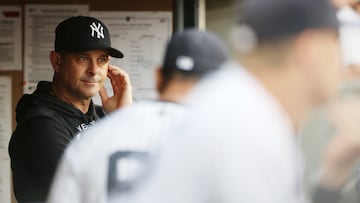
[90,22,105,39]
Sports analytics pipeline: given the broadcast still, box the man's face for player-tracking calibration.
[56,49,109,100]
[309,30,342,103]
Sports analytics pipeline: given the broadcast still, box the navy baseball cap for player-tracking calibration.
[55,16,123,58]
[239,0,339,43]
[162,29,230,76]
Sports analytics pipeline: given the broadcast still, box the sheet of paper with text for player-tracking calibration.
[23,4,89,94]
[0,76,12,203]
[0,6,22,71]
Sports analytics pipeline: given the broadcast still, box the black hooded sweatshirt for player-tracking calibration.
[8,81,106,202]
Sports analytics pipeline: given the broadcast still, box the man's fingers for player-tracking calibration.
[108,73,121,94]
[108,65,128,79]
[108,65,131,93]
[99,86,109,101]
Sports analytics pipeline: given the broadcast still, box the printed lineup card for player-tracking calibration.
[91,11,172,102]
[0,6,22,71]
[0,160,11,203]
[23,4,89,94]
[0,76,11,203]
[0,76,11,160]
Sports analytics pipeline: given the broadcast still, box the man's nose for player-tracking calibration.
[86,58,100,75]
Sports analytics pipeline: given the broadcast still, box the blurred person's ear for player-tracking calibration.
[295,30,340,74]
[49,50,62,73]
[291,31,319,73]
[294,30,341,103]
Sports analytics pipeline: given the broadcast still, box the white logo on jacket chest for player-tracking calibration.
[76,120,96,132]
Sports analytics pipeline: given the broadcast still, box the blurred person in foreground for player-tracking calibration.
[334,1,360,202]
[8,16,132,203]
[301,1,360,202]
[115,0,360,203]
[46,29,230,203]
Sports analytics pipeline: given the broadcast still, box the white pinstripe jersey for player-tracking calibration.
[47,101,188,203]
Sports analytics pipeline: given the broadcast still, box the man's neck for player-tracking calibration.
[51,83,91,114]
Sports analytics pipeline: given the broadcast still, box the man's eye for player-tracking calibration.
[79,56,90,62]
[98,57,108,63]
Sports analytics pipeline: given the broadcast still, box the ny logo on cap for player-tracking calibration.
[90,22,105,39]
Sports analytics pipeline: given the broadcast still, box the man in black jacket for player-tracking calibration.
[8,16,132,202]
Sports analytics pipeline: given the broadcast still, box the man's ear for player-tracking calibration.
[155,66,164,94]
[49,51,62,72]
[291,31,318,76]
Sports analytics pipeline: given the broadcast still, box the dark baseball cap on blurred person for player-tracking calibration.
[162,29,230,77]
[54,15,123,58]
[239,0,339,43]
